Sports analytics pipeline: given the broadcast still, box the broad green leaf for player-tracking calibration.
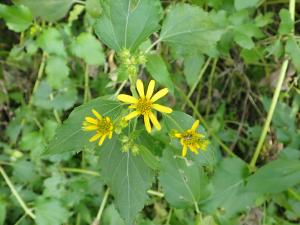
[99,137,154,225]
[184,54,204,88]
[0,4,32,32]
[0,202,5,225]
[201,157,258,218]
[145,54,174,94]
[160,4,225,56]
[94,0,162,52]
[45,56,69,89]
[285,37,300,72]
[15,0,74,21]
[71,32,105,65]
[246,159,300,194]
[279,9,293,35]
[35,199,69,225]
[45,98,122,156]
[159,149,209,208]
[233,23,263,49]
[234,0,260,10]
[37,28,66,57]
[139,146,160,171]
[103,204,125,225]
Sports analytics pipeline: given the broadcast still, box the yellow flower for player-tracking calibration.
[117,79,172,133]
[174,120,209,157]
[82,109,113,146]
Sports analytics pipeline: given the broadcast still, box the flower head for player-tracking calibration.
[117,79,172,133]
[174,120,209,157]
[82,109,113,146]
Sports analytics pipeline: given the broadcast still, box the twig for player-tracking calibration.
[92,188,110,225]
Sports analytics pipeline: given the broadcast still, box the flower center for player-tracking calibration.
[97,118,112,134]
[136,98,152,115]
[182,131,199,146]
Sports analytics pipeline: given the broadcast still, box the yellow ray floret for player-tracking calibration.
[117,79,172,133]
[174,120,209,157]
[82,109,113,146]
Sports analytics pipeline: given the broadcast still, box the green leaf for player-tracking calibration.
[183,54,204,88]
[160,4,225,56]
[279,9,293,35]
[139,146,160,171]
[234,0,260,10]
[145,54,174,94]
[13,160,37,183]
[233,23,263,49]
[94,0,162,52]
[86,0,102,18]
[0,4,32,32]
[99,137,154,225]
[103,204,125,225]
[159,149,209,208]
[45,98,122,156]
[246,159,300,194]
[201,157,258,218]
[15,0,74,22]
[35,199,69,225]
[71,32,105,65]
[0,201,5,225]
[285,37,300,72]
[37,28,66,57]
[45,56,69,88]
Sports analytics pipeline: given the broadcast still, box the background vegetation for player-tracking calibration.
[0,0,300,225]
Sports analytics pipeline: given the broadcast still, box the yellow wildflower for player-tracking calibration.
[82,109,113,146]
[174,120,209,157]
[117,79,172,133]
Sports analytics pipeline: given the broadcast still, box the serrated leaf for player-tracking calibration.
[246,159,300,194]
[94,0,162,52]
[160,4,225,56]
[99,137,154,225]
[15,0,74,22]
[201,157,258,218]
[159,149,209,208]
[234,0,260,10]
[0,4,32,32]
[71,32,105,65]
[35,199,69,225]
[145,54,174,94]
[45,98,122,156]
[45,56,69,88]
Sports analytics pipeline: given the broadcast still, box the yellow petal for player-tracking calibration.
[146,80,155,99]
[89,133,102,142]
[174,133,182,138]
[83,125,98,131]
[182,145,187,157]
[152,104,173,114]
[151,88,168,102]
[144,115,152,133]
[124,111,140,121]
[117,94,138,104]
[190,145,199,154]
[85,117,98,125]
[149,112,161,130]
[128,105,137,109]
[191,120,199,131]
[98,134,107,146]
[92,109,102,120]
[109,132,113,139]
[136,79,145,98]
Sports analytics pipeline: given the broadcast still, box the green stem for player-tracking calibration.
[147,190,164,198]
[205,58,218,118]
[84,64,90,103]
[0,166,36,220]
[93,188,110,225]
[60,167,101,176]
[114,80,128,98]
[145,38,161,54]
[165,208,173,225]
[288,188,300,202]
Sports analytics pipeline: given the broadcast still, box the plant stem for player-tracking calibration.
[60,167,101,176]
[84,64,90,103]
[205,58,218,118]
[0,166,36,220]
[93,188,110,225]
[147,190,164,198]
[165,208,172,225]
[250,0,295,169]
[288,188,300,202]
[114,80,128,98]
[145,38,161,54]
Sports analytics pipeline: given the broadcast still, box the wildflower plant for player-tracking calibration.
[1,0,299,225]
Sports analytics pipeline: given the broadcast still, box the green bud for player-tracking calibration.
[120,48,131,60]
[137,54,147,65]
[128,65,137,77]
[131,144,140,155]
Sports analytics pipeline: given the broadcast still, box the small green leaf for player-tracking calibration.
[35,199,69,225]
[45,98,122,156]
[159,149,209,208]
[279,9,293,35]
[94,0,162,52]
[145,54,174,94]
[234,0,260,10]
[15,0,74,21]
[99,137,154,225]
[13,160,37,183]
[71,32,105,65]
[0,4,32,32]
[285,37,300,72]
[246,159,300,194]
[233,23,263,49]
[184,54,204,88]
[160,4,225,56]
[45,56,69,89]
